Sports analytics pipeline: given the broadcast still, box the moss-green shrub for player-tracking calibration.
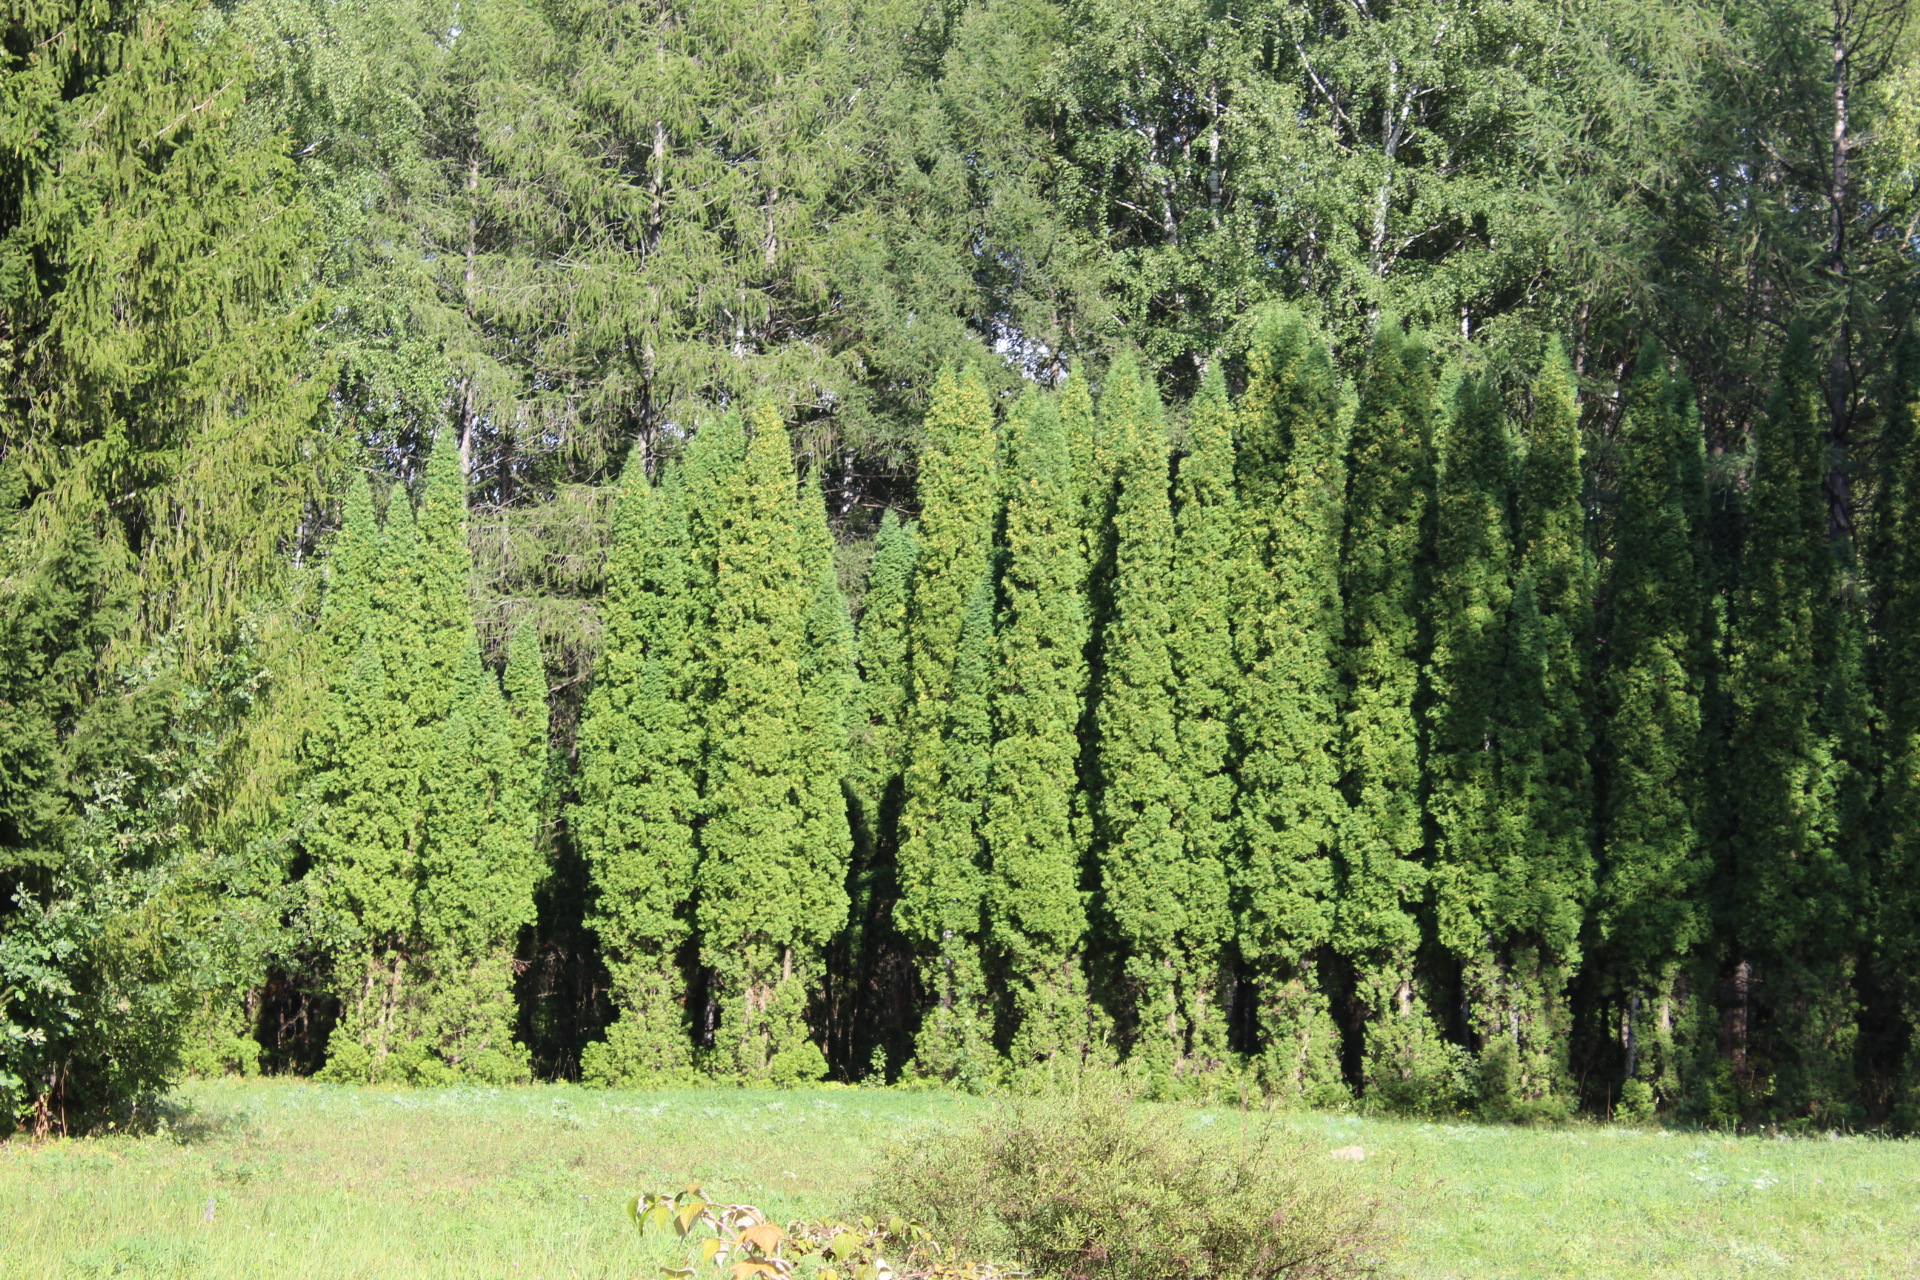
[867,1086,1393,1280]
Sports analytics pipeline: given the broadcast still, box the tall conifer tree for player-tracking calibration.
[896,367,999,1072]
[575,451,701,1083]
[1426,374,1517,1068]
[1728,324,1857,1120]
[1595,340,1709,1105]
[988,392,1093,1067]
[1231,315,1347,1101]
[909,574,999,1083]
[1482,343,1596,1109]
[1335,318,1445,1103]
[851,513,919,851]
[1165,366,1240,1072]
[697,405,846,1083]
[1094,359,1189,1073]
[1874,324,1920,1124]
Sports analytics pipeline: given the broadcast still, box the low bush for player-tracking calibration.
[866,1085,1394,1280]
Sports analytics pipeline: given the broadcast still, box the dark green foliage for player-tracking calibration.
[1230,315,1347,1103]
[1594,342,1710,1106]
[1726,325,1858,1122]
[988,392,1093,1068]
[1333,319,1448,1101]
[1875,325,1920,1126]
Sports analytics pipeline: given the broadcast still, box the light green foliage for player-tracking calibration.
[1093,358,1190,1074]
[1334,318,1446,1098]
[307,440,536,1084]
[696,405,847,1081]
[987,392,1094,1067]
[870,1086,1390,1280]
[1728,324,1856,1123]
[897,368,1000,1073]
[1163,367,1239,1073]
[16,1080,1920,1279]
[1595,341,1709,1108]
[907,577,998,1085]
[575,451,701,1085]
[1231,314,1348,1104]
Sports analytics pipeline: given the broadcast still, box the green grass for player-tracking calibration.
[2,1079,1917,1279]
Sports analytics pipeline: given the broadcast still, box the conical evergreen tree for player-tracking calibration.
[1335,318,1446,1106]
[1165,366,1240,1074]
[1426,374,1517,1073]
[1231,313,1347,1103]
[697,404,846,1082]
[1094,358,1189,1075]
[1595,340,1710,1108]
[1477,343,1595,1112]
[1728,323,1858,1121]
[417,634,535,1084]
[896,366,1000,1073]
[574,449,701,1084]
[988,391,1094,1068]
[908,573,999,1084]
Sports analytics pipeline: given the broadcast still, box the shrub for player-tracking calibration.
[867,1085,1394,1280]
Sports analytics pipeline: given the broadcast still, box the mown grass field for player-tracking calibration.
[3,1079,1917,1279]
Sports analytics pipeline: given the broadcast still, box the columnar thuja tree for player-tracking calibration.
[896,367,999,1074]
[1335,319,1446,1105]
[310,439,542,1083]
[988,391,1094,1068]
[1230,314,1347,1104]
[1875,325,1920,1126]
[696,405,849,1083]
[1483,343,1595,1111]
[1094,358,1191,1074]
[1163,367,1240,1074]
[1425,374,1517,1088]
[1594,341,1710,1107]
[574,450,702,1084]
[1727,324,1858,1121]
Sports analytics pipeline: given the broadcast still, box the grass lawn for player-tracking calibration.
[3,1079,1917,1279]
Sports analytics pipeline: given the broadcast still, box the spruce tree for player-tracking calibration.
[1231,314,1347,1102]
[896,367,1000,1073]
[1094,358,1189,1074]
[1164,366,1240,1073]
[575,450,701,1084]
[1728,323,1857,1121]
[1594,340,1710,1107]
[697,404,845,1082]
[1425,374,1516,1067]
[1334,317,1447,1106]
[987,391,1093,1067]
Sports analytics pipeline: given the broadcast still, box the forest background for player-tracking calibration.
[6,0,1920,1135]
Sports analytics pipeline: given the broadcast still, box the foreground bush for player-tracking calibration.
[867,1087,1393,1280]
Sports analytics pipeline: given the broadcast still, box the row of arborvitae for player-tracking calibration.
[306,443,550,1084]
[307,312,1920,1128]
